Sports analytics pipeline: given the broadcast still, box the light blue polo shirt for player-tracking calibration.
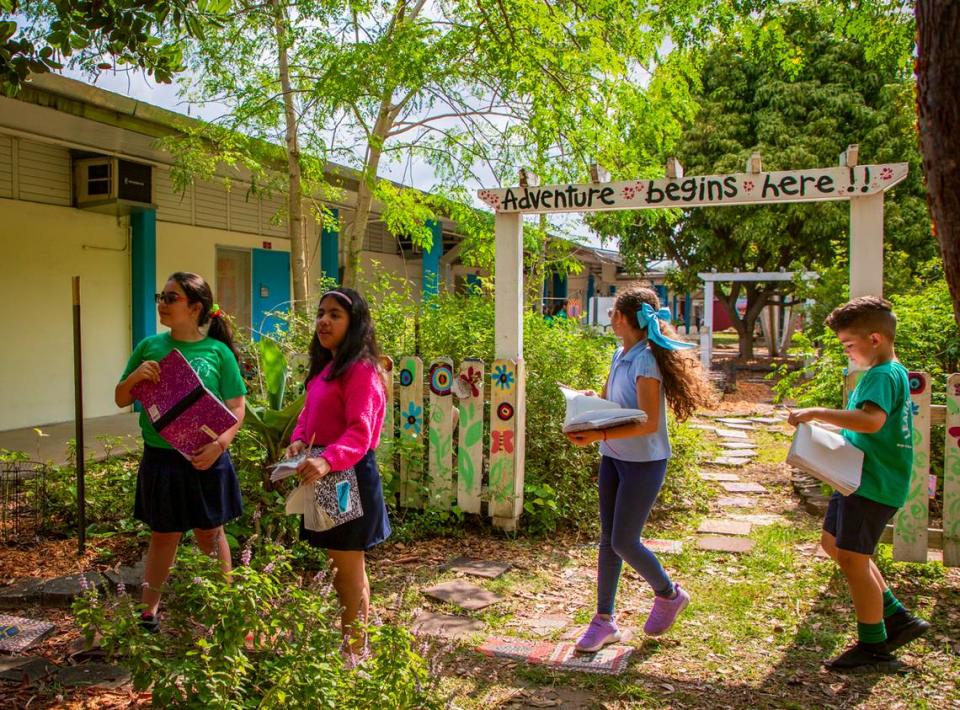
[598,341,671,462]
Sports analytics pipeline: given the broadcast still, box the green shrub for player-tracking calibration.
[73,544,440,708]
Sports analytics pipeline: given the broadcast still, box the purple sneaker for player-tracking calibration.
[643,584,690,636]
[575,614,621,653]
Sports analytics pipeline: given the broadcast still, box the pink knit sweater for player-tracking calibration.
[290,360,385,471]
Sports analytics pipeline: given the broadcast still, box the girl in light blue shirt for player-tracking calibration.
[567,286,712,651]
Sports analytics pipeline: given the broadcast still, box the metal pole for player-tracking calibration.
[72,276,86,555]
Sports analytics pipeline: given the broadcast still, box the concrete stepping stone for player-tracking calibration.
[411,611,484,639]
[523,615,569,636]
[422,580,502,611]
[696,536,756,554]
[721,442,758,450]
[720,481,767,494]
[715,418,753,426]
[103,559,146,591]
[0,656,57,684]
[42,572,107,608]
[722,423,755,431]
[0,613,57,652]
[750,417,782,425]
[706,457,752,467]
[443,556,511,579]
[699,472,740,482]
[55,663,130,689]
[717,496,756,508]
[697,519,753,536]
[477,637,632,675]
[643,539,684,554]
[690,424,717,432]
[728,513,788,526]
[0,578,43,609]
[715,429,750,440]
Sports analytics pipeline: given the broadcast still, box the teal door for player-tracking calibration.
[252,248,291,340]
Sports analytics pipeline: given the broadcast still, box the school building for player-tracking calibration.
[0,73,698,436]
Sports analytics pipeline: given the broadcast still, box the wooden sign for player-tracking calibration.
[478,164,909,215]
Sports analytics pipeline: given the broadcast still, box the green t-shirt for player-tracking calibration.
[842,360,914,508]
[120,333,247,450]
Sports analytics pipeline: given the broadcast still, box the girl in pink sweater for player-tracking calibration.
[285,287,391,651]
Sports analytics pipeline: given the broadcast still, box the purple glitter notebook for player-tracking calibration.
[131,349,237,458]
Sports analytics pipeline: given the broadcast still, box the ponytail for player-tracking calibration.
[207,312,241,364]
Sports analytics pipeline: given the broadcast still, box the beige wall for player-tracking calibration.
[0,199,300,431]
[0,198,130,429]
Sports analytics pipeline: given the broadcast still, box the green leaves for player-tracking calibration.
[258,335,287,411]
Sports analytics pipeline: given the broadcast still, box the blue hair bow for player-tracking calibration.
[637,303,696,351]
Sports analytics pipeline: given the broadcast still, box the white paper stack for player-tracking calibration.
[559,385,647,434]
[787,422,863,496]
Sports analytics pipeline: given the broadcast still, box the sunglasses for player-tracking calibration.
[155,292,184,305]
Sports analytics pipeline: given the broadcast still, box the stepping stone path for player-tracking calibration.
[690,423,717,432]
[707,457,752,467]
[728,513,788,526]
[443,556,511,579]
[698,519,753,536]
[715,429,749,440]
[56,663,130,689]
[721,442,759,450]
[523,615,569,637]
[0,656,57,684]
[700,471,740,482]
[0,613,56,652]
[696,536,756,554]
[644,539,684,554]
[721,481,767,494]
[715,418,754,426]
[422,580,502,611]
[41,572,107,608]
[0,578,43,609]
[717,496,756,508]
[411,611,484,639]
[750,417,782,425]
[477,637,632,675]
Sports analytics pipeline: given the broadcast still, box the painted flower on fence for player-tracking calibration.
[908,372,925,395]
[880,166,894,180]
[399,367,414,387]
[455,366,483,399]
[429,363,453,396]
[402,402,423,435]
[491,365,515,391]
[497,402,514,421]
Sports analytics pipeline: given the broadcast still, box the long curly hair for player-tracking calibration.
[613,286,715,421]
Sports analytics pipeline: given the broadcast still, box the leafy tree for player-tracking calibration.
[592,4,932,358]
[173,0,782,297]
[0,0,227,96]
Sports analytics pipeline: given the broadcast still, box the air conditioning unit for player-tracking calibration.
[74,157,155,213]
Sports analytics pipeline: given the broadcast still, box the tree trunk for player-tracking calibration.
[917,1,960,327]
[273,0,309,313]
[342,108,391,288]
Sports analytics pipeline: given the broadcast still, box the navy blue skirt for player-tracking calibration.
[299,450,392,552]
[134,445,244,533]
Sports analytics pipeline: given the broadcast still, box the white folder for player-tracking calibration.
[787,422,863,496]
[559,385,647,434]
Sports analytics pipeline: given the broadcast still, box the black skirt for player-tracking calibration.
[299,450,392,552]
[134,445,244,533]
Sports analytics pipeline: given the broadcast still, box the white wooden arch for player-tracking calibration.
[480,151,908,522]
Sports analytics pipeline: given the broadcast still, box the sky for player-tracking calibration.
[64,68,611,250]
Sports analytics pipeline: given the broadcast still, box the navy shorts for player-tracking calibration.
[823,491,898,555]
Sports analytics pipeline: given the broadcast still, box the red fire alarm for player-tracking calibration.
[262,241,272,249]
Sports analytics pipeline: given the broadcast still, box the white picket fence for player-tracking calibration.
[377,356,526,531]
[847,371,960,566]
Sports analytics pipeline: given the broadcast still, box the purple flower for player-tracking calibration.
[78,575,91,592]
[241,547,252,567]
[251,507,262,523]
[263,562,275,574]
[192,576,203,585]
[116,581,127,598]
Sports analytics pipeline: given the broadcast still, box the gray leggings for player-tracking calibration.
[596,456,674,615]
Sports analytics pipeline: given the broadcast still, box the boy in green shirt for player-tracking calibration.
[788,296,929,673]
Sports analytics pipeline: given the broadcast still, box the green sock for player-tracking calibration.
[858,621,887,645]
[883,588,907,618]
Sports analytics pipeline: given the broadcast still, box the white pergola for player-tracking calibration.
[697,270,820,368]
[480,149,908,514]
